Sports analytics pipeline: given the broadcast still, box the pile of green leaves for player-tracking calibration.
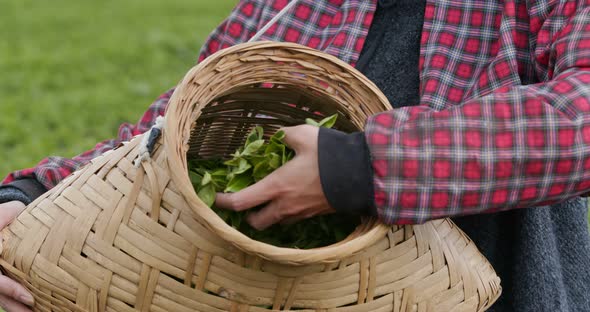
[188,115,359,249]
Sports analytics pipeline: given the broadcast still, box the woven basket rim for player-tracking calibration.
[163,41,392,265]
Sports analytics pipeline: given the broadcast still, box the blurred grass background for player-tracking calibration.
[0,0,236,179]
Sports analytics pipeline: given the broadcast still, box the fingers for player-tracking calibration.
[280,126,299,150]
[216,125,322,227]
[215,173,281,212]
[0,275,34,311]
[246,200,283,231]
[280,125,317,153]
[0,202,34,312]
[0,294,33,312]
[0,201,26,230]
[0,276,34,307]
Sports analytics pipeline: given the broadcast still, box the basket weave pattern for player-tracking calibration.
[1,42,501,311]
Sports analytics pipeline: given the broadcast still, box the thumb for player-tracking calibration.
[281,125,318,153]
[0,201,26,230]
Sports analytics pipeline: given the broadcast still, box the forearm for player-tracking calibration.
[367,69,590,224]
[0,179,46,205]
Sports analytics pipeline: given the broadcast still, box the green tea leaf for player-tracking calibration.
[210,168,227,191]
[201,171,212,186]
[192,168,205,176]
[270,130,285,142]
[230,211,242,229]
[197,184,216,207]
[214,207,229,221]
[245,128,257,146]
[247,154,268,167]
[265,140,285,156]
[211,168,228,182]
[305,118,319,126]
[268,153,281,169]
[233,158,252,175]
[253,161,272,181]
[189,158,224,170]
[284,149,295,164]
[225,173,253,193]
[318,114,338,128]
[256,126,264,140]
[189,171,202,185]
[224,156,242,167]
[245,126,264,146]
[241,139,265,156]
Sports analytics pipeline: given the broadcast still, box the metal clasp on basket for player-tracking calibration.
[134,116,165,167]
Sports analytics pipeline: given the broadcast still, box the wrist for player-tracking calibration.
[0,179,47,205]
[317,128,376,216]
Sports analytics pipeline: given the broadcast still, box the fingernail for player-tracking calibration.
[19,293,34,306]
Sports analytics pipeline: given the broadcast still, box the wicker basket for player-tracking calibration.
[0,42,501,312]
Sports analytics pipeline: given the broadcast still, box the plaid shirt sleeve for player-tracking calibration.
[366,6,590,225]
[2,88,175,190]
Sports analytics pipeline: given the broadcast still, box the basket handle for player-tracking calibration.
[247,0,299,42]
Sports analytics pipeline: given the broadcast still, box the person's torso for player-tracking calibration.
[197,1,590,311]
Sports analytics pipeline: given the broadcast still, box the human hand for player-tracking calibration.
[215,125,335,230]
[0,201,34,311]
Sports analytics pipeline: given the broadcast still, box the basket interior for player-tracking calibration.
[184,82,376,249]
[187,84,358,160]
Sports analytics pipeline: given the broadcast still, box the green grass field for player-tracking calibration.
[0,0,236,179]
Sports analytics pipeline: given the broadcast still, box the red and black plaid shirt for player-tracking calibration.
[5,0,590,224]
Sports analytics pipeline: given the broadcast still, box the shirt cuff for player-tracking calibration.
[0,179,47,205]
[318,127,377,216]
